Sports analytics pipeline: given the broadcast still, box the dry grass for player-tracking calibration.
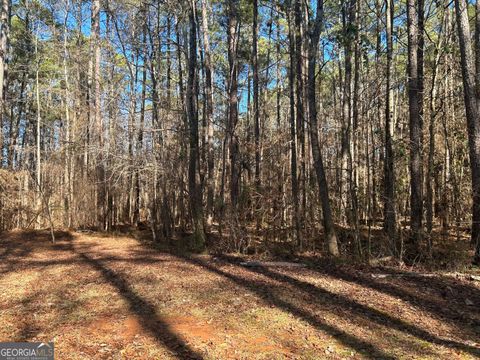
[0,229,479,359]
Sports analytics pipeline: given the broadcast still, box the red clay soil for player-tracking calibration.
[0,230,479,359]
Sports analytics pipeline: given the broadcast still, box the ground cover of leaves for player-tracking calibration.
[0,230,479,359]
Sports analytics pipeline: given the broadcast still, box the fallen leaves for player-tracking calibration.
[1,231,480,359]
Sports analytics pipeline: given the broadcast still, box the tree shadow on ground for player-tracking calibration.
[221,253,480,339]
[0,230,75,276]
[70,243,204,359]
[0,231,204,359]
[179,255,397,359]
[3,230,479,359]
[301,260,480,339]
[186,254,480,358]
[67,236,404,359]
[0,230,73,257]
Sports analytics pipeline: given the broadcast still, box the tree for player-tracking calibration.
[187,0,206,248]
[306,0,339,256]
[200,0,215,226]
[407,0,424,248]
[0,0,10,166]
[227,0,240,210]
[253,0,260,195]
[1,0,479,265]
[455,0,480,264]
[252,0,263,234]
[287,6,301,246]
[90,0,104,228]
[384,0,397,252]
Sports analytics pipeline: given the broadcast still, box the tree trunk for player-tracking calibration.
[63,0,72,227]
[407,0,424,248]
[187,0,206,248]
[307,0,339,256]
[227,0,240,210]
[287,10,301,245]
[35,30,41,227]
[91,0,104,228]
[134,18,147,227]
[253,0,261,223]
[384,0,397,252]
[426,13,444,250]
[0,0,10,166]
[455,0,480,264]
[294,0,306,239]
[200,0,215,227]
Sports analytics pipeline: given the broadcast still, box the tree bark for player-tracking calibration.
[200,0,215,227]
[187,0,206,248]
[287,10,301,246]
[294,0,306,238]
[91,0,104,228]
[455,0,480,264]
[134,16,148,227]
[407,0,424,248]
[307,0,339,256]
[384,0,397,252]
[253,0,261,230]
[0,0,10,166]
[227,0,240,210]
[34,29,41,227]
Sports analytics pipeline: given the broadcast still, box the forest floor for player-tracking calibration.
[0,230,480,359]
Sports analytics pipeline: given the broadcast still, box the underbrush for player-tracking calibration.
[94,222,479,273]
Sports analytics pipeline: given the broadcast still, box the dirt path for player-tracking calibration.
[0,230,479,359]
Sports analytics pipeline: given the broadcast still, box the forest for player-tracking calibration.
[0,0,480,358]
[0,0,480,263]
